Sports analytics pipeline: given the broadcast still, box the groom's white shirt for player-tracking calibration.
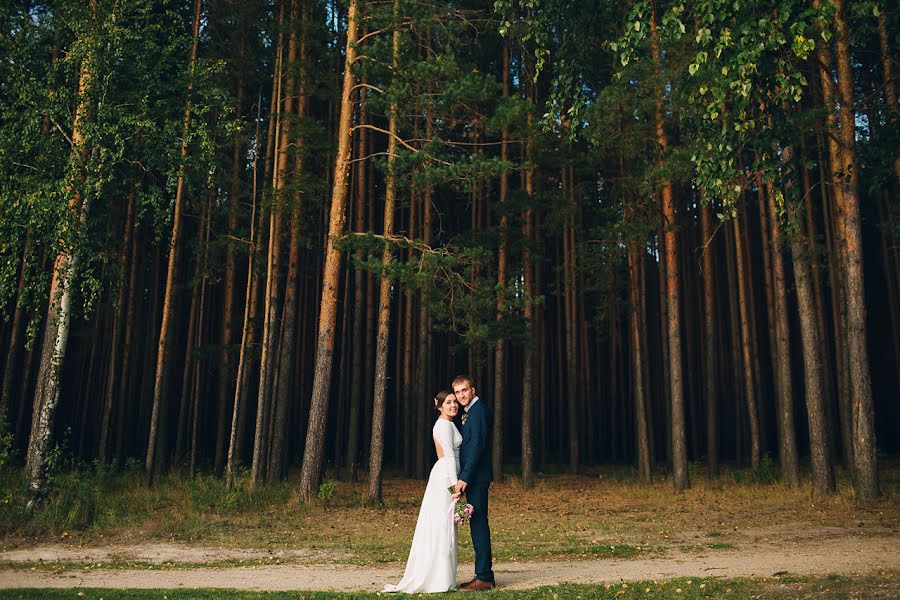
[464,396,480,412]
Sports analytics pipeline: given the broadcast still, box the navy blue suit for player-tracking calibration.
[458,397,494,583]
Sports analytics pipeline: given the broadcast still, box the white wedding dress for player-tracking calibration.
[384,418,462,593]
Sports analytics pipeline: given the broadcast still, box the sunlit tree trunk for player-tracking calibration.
[298,0,359,502]
[650,2,688,490]
[269,1,309,483]
[26,3,96,505]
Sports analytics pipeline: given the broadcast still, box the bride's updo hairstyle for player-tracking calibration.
[433,390,451,411]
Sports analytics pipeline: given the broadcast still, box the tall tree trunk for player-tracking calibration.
[724,223,745,463]
[115,219,140,467]
[629,230,652,482]
[216,48,246,475]
[650,2,688,490]
[269,1,309,483]
[624,147,651,482]
[252,0,298,484]
[298,0,359,502]
[226,94,264,490]
[784,167,835,495]
[174,199,205,465]
[362,131,377,467]
[765,180,801,486]
[699,202,718,476]
[815,0,878,497]
[189,192,213,475]
[816,123,852,468]
[367,0,398,505]
[98,194,134,465]
[755,183,775,457]
[25,8,95,506]
[799,148,836,438]
[521,90,536,490]
[562,163,579,473]
[492,41,510,483]
[414,105,434,481]
[346,70,368,483]
[733,199,761,469]
[832,0,877,497]
[145,0,203,486]
[406,191,419,478]
[268,203,302,483]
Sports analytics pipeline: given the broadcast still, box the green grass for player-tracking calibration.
[1,573,898,599]
[706,542,734,549]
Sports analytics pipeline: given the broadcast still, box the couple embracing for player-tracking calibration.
[383,375,496,593]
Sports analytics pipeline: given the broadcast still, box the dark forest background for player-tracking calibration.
[0,0,897,507]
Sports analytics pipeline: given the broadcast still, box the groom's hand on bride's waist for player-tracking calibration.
[455,480,467,493]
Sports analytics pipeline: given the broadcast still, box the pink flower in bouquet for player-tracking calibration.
[447,486,474,525]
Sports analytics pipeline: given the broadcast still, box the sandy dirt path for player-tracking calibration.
[0,532,898,591]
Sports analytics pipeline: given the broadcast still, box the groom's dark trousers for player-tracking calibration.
[466,481,493,582]
[459,398,494,583]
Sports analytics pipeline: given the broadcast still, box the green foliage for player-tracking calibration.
[343,231,530,351]
[0,464,293,538]
[0,0,240,335]
[752,454,779,484]
[317,479,337,503]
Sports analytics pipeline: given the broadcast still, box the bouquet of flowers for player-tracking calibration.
[448,486,474,525]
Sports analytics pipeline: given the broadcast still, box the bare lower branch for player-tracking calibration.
[350,123,421,154]
[51,118,74,147]
[349,151,398,164]
[351,83,386,96]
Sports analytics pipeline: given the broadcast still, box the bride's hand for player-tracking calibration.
[450,492,461,502]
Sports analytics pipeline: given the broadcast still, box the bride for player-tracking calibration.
[383,390,463,593]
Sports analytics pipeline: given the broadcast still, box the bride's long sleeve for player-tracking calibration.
[433,421,458,487]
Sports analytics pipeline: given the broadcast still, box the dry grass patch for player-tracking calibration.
[1,463,897,566]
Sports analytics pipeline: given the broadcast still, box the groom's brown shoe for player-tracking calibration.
[460,579,496,592]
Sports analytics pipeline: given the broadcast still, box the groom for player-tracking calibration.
[452,374,496,591]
